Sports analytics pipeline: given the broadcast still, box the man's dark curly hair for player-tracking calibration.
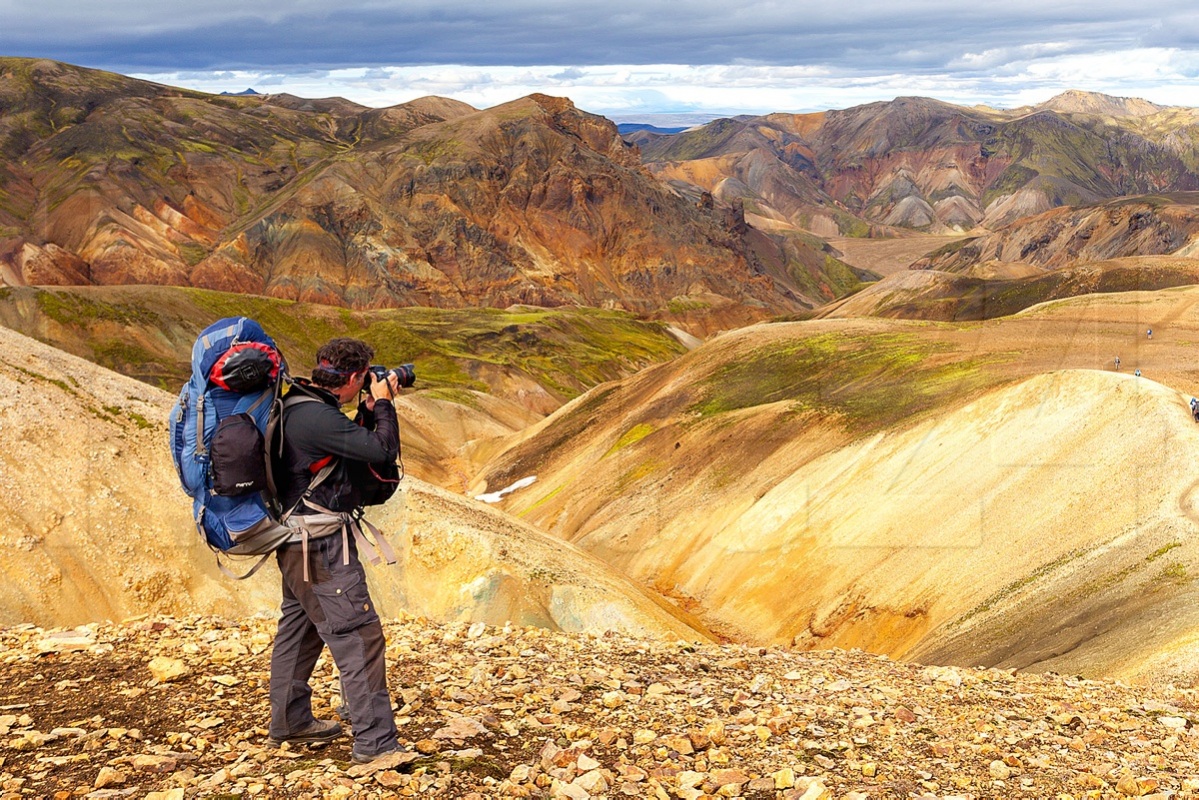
[311,338,375,389]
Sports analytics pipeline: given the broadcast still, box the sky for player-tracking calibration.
[3,1,1199,121]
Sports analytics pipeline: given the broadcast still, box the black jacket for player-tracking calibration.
[277,382,399,513]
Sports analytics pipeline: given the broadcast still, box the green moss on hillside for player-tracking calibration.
[692,330,996,431]
[982,165,1039,206]
[605,423,656,457]
[36,290,163,327]
[3,285,685,407]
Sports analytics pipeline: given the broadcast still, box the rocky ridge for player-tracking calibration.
[638,92,1199,237]
[4,614,1198,799]
[912,195,1199,275]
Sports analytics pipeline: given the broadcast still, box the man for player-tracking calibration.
[266,337,404,764]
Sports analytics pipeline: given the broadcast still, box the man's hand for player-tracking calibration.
[364,370,400,411]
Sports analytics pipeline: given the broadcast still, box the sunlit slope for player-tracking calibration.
[817,256,1199,321]
[473,292,1199,681]
[0,325,707,640]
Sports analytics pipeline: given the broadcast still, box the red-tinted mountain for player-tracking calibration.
[637,92,1199,236]
[0,58,861,327]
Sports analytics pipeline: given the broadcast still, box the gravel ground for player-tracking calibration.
[3,614,1197,799]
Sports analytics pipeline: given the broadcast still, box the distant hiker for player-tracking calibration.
[1114,356,1120,371]
[1190,398,1199,422]
[1135,369,1142,377]
[1148,328,1153,339]
[268,338,406,765]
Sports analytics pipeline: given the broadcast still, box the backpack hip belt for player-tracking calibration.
[285,503,398,583]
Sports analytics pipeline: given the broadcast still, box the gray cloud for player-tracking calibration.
[2,0,1193,74]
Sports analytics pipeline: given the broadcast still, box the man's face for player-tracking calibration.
[335,369,367,406]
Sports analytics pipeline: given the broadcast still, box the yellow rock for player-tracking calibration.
[147,656,190,683]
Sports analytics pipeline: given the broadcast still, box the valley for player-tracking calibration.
[4,58,1199,695]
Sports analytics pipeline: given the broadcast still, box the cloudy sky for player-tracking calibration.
[3,0,1198,121]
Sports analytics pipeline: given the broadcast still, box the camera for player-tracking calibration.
[368,363,416,389]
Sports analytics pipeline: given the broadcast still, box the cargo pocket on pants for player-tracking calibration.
[311,571,377,635]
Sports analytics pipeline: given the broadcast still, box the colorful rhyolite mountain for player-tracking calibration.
[0,58,867,331]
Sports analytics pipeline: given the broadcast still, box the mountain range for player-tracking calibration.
[0,58,870,334]
[635,91,1199,239]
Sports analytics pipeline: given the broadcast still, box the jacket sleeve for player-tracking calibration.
[312,398,399,463]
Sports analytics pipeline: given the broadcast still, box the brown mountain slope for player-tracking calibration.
[914,192,1199,274]
[0,284,688,410]
[637,92,1199,237]
[200,93,806,320]
[0,324,707,640]
[0,59,860,328]
[0,57,474,288]
[469,288,1199,683]
[1035,89,1166,117]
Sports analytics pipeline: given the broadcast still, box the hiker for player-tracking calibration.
[1148,328,1153,339]
[1135,369,1142,377]
[267,337,405,765]
[1191,398,1199,422]
[1114,356,1120,370]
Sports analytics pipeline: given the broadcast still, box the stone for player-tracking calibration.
[1115,775,1142,795]
[147,656,190,683]
[432,716,489,740]
[711,768,750,787]
[602,691,624,708]
[132,754,177,773]
[550,779,590,799]
[36,633,94,654]
[376,770,406,788]
[574,769,608,793]
[795,779,832,800]
[345,749,419,777]
[662,734,693,755]
[93,767,125,788]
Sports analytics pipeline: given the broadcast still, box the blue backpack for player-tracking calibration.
[170,317,299,578]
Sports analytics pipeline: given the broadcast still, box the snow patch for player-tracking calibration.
[476,475,537,503]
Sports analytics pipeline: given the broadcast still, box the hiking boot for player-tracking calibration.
[266,719,345,746]
[351,744,415,765]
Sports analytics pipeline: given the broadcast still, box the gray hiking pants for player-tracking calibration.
[268,532,398,756]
